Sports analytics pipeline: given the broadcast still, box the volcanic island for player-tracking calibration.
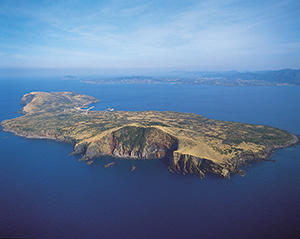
[1,91,298,179]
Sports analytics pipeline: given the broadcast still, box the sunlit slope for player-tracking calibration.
[2,92,297,178]
[19,91,99,114]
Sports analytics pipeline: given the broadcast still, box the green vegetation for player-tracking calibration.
[114,126,147,150]
[2,91,297,179]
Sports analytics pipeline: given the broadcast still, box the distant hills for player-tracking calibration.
[218,68,300,85]
[62,75,80,80]
[66,68,300,86]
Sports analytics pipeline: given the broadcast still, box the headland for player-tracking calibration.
[2,91,298,179]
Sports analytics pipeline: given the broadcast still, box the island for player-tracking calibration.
[1,91,298,179]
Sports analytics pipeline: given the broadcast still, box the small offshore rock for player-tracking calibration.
[221,168,230,179]
[104,162,115,168]
[131,166,136,171]
[86,160,93,165]
[236,169,246,177]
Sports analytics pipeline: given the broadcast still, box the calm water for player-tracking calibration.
[0,77,300,239]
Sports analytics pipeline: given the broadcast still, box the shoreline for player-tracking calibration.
[267,134,299,153]
[1,122,56,140]
[235,134,299,168]
[2,119,299,179]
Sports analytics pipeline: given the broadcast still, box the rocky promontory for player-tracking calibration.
[2,91,298,179]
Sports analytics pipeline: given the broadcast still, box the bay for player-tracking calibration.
[0,77,299,238]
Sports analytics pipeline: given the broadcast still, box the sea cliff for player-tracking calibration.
[2,91,298,179]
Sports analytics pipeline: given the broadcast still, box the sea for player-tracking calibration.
[0,76,299,239]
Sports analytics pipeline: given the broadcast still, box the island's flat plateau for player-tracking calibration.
[2,91,298,178]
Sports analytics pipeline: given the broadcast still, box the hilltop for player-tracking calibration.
[1,91,298,179]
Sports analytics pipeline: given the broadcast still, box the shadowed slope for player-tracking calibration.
[2,91,297,178]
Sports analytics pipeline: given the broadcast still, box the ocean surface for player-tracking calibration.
[0,77,299,239]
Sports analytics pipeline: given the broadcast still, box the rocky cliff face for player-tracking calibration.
[168,152,233,179]
[69,126,238,179]
[5,122,290,179]
[70,126,178,161]
[169,152,205,178]
[4,91,298,179]
[20,94,34,106]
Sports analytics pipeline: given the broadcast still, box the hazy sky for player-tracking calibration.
[1,0,300,72]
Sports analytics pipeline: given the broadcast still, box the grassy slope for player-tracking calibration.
[2,92,295,166]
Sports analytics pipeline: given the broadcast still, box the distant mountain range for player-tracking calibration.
[215,68,300,85]
[67,68,300,86]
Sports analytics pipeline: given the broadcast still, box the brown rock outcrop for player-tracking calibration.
[71,126,178,161]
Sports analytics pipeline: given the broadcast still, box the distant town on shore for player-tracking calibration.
[63,68,300,86]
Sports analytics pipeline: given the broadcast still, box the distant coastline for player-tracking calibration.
[78,68,300,87]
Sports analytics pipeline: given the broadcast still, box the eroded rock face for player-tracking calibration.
[71,126,178,161]
[70,126,234,178]
[169,152,205,178]
[69,142,87,156]
[110,126,177,159]
[20,94,34,106]
[168,152,234,179]
[69,126,247,179]
[5,91,298,179]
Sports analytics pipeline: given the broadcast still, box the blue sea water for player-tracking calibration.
[0,77,300,239]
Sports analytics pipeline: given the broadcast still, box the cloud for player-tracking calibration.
[0,0,299,70]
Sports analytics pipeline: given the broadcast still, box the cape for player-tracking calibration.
[2,91,298,179]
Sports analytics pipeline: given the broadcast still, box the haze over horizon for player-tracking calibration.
[1,0,300,76]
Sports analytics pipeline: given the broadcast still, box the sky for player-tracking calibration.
[0,0,300,74]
